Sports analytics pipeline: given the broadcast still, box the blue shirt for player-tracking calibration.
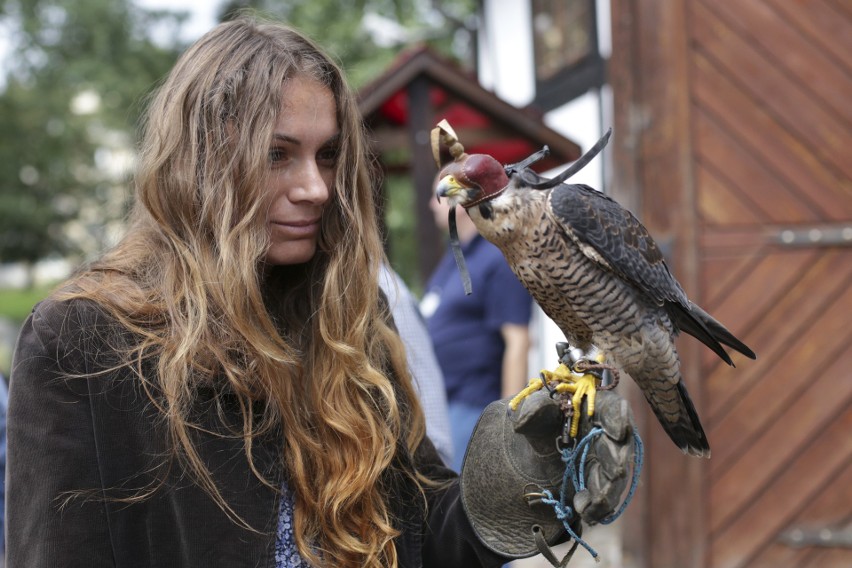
[422,235,533,408]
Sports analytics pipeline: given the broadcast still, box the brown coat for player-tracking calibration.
[7,298,505,567]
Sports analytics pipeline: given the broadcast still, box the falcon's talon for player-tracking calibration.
[509,352,609,438]
[552,371,601,438]
[508,376,548,411]
[540,373,558,397]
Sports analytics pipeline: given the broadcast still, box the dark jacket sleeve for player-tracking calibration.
[7,299,279,567]
[413,438,508,568]
[7,299,114,567]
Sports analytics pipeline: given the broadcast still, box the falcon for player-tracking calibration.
[431,121,755,458]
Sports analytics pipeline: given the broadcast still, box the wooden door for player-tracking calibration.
[610,1,852,567]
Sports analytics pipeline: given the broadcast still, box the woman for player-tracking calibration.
[7,16,633,568]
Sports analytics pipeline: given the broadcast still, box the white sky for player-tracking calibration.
[0,1,220,75]
[136,0,220,43]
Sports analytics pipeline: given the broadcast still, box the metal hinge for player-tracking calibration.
[773,224,852,247]
[778,524,852,549]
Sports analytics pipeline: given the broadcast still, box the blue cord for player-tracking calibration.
[539,427,644,560]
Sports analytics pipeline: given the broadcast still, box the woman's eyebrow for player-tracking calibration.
[271,132,340,147]
[312,132,341,150]
[272,133,300,145]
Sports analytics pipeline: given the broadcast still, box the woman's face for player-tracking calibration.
[265,76,338,266]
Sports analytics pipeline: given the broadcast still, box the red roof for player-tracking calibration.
[358,45,581,171]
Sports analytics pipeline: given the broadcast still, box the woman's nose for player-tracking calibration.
[291,161,330,205]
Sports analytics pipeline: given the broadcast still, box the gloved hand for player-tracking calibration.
[460,388,636,562]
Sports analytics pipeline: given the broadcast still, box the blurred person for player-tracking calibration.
[379,264,453,466]
[7,15,637,568]
[421,194,534,472]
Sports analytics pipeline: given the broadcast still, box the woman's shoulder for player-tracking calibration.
[28,294,112,336]
[21,294,126,363]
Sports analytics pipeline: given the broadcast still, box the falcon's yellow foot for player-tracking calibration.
[508,358,604,439]
[508,352,607,436]
[509,361,582,411]
[552,369,600,438]
[509,352,610,439]
[508,376,548,411]
[509,369,577,410]
[562,354,610,437]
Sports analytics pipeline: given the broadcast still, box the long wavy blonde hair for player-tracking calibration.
[60,16,426,567]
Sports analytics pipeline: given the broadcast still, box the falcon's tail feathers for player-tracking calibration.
[647,380,712,459]
[674,302,757,366]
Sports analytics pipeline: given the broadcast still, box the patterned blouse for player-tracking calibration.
[274,481,311,567]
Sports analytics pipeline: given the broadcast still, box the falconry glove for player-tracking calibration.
[460,389,635,564]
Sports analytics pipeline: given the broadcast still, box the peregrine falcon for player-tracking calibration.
[432,122,755,457]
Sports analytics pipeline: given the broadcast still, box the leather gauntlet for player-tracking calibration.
[459,389,635,560]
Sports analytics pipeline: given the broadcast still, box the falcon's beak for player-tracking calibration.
[435,174,472,207]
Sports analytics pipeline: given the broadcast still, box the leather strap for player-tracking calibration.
[533,524,580,568]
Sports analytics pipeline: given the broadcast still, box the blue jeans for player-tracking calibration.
[448,401,487,473]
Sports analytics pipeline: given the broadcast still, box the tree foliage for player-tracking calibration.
[218,0,477,88]
[0,0,476,282]
[0,0,187,266]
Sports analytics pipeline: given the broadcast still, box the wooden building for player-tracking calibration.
[610,2,852,567]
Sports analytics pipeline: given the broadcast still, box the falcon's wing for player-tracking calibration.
[544,182,753,366]
[546,183,689,309]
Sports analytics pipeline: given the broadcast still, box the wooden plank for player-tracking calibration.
[609,1,652,564]
[750,459,852,567]
[706,251,852,415]
[699,248,816,347]
[691,1,852,183]
[766,0,852,73]
[693,110,822,224]
[698,246,819,373]
[699,226,768,254]
[695,162,768,225]
[803,548,852,568]
[705,250,852,421]
[706,0,852,124]
[613,0,707,565]
[610,2,852,567]
[700,247,816,374]
[407,76,443,284]
[826,0,852,25]
[701,246,766,308]
[709,406,852,568]
[708,343,852,533]
[690,52,852,220]
[609,0,642,215]
[707,282,852,479]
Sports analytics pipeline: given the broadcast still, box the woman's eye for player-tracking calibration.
[317,147,339,166]
[268,148,288,164]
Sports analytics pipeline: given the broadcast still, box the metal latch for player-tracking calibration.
[773,224,852,247]
[778,524,852,548]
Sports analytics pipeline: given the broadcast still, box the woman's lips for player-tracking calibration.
[270,218,321,238]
